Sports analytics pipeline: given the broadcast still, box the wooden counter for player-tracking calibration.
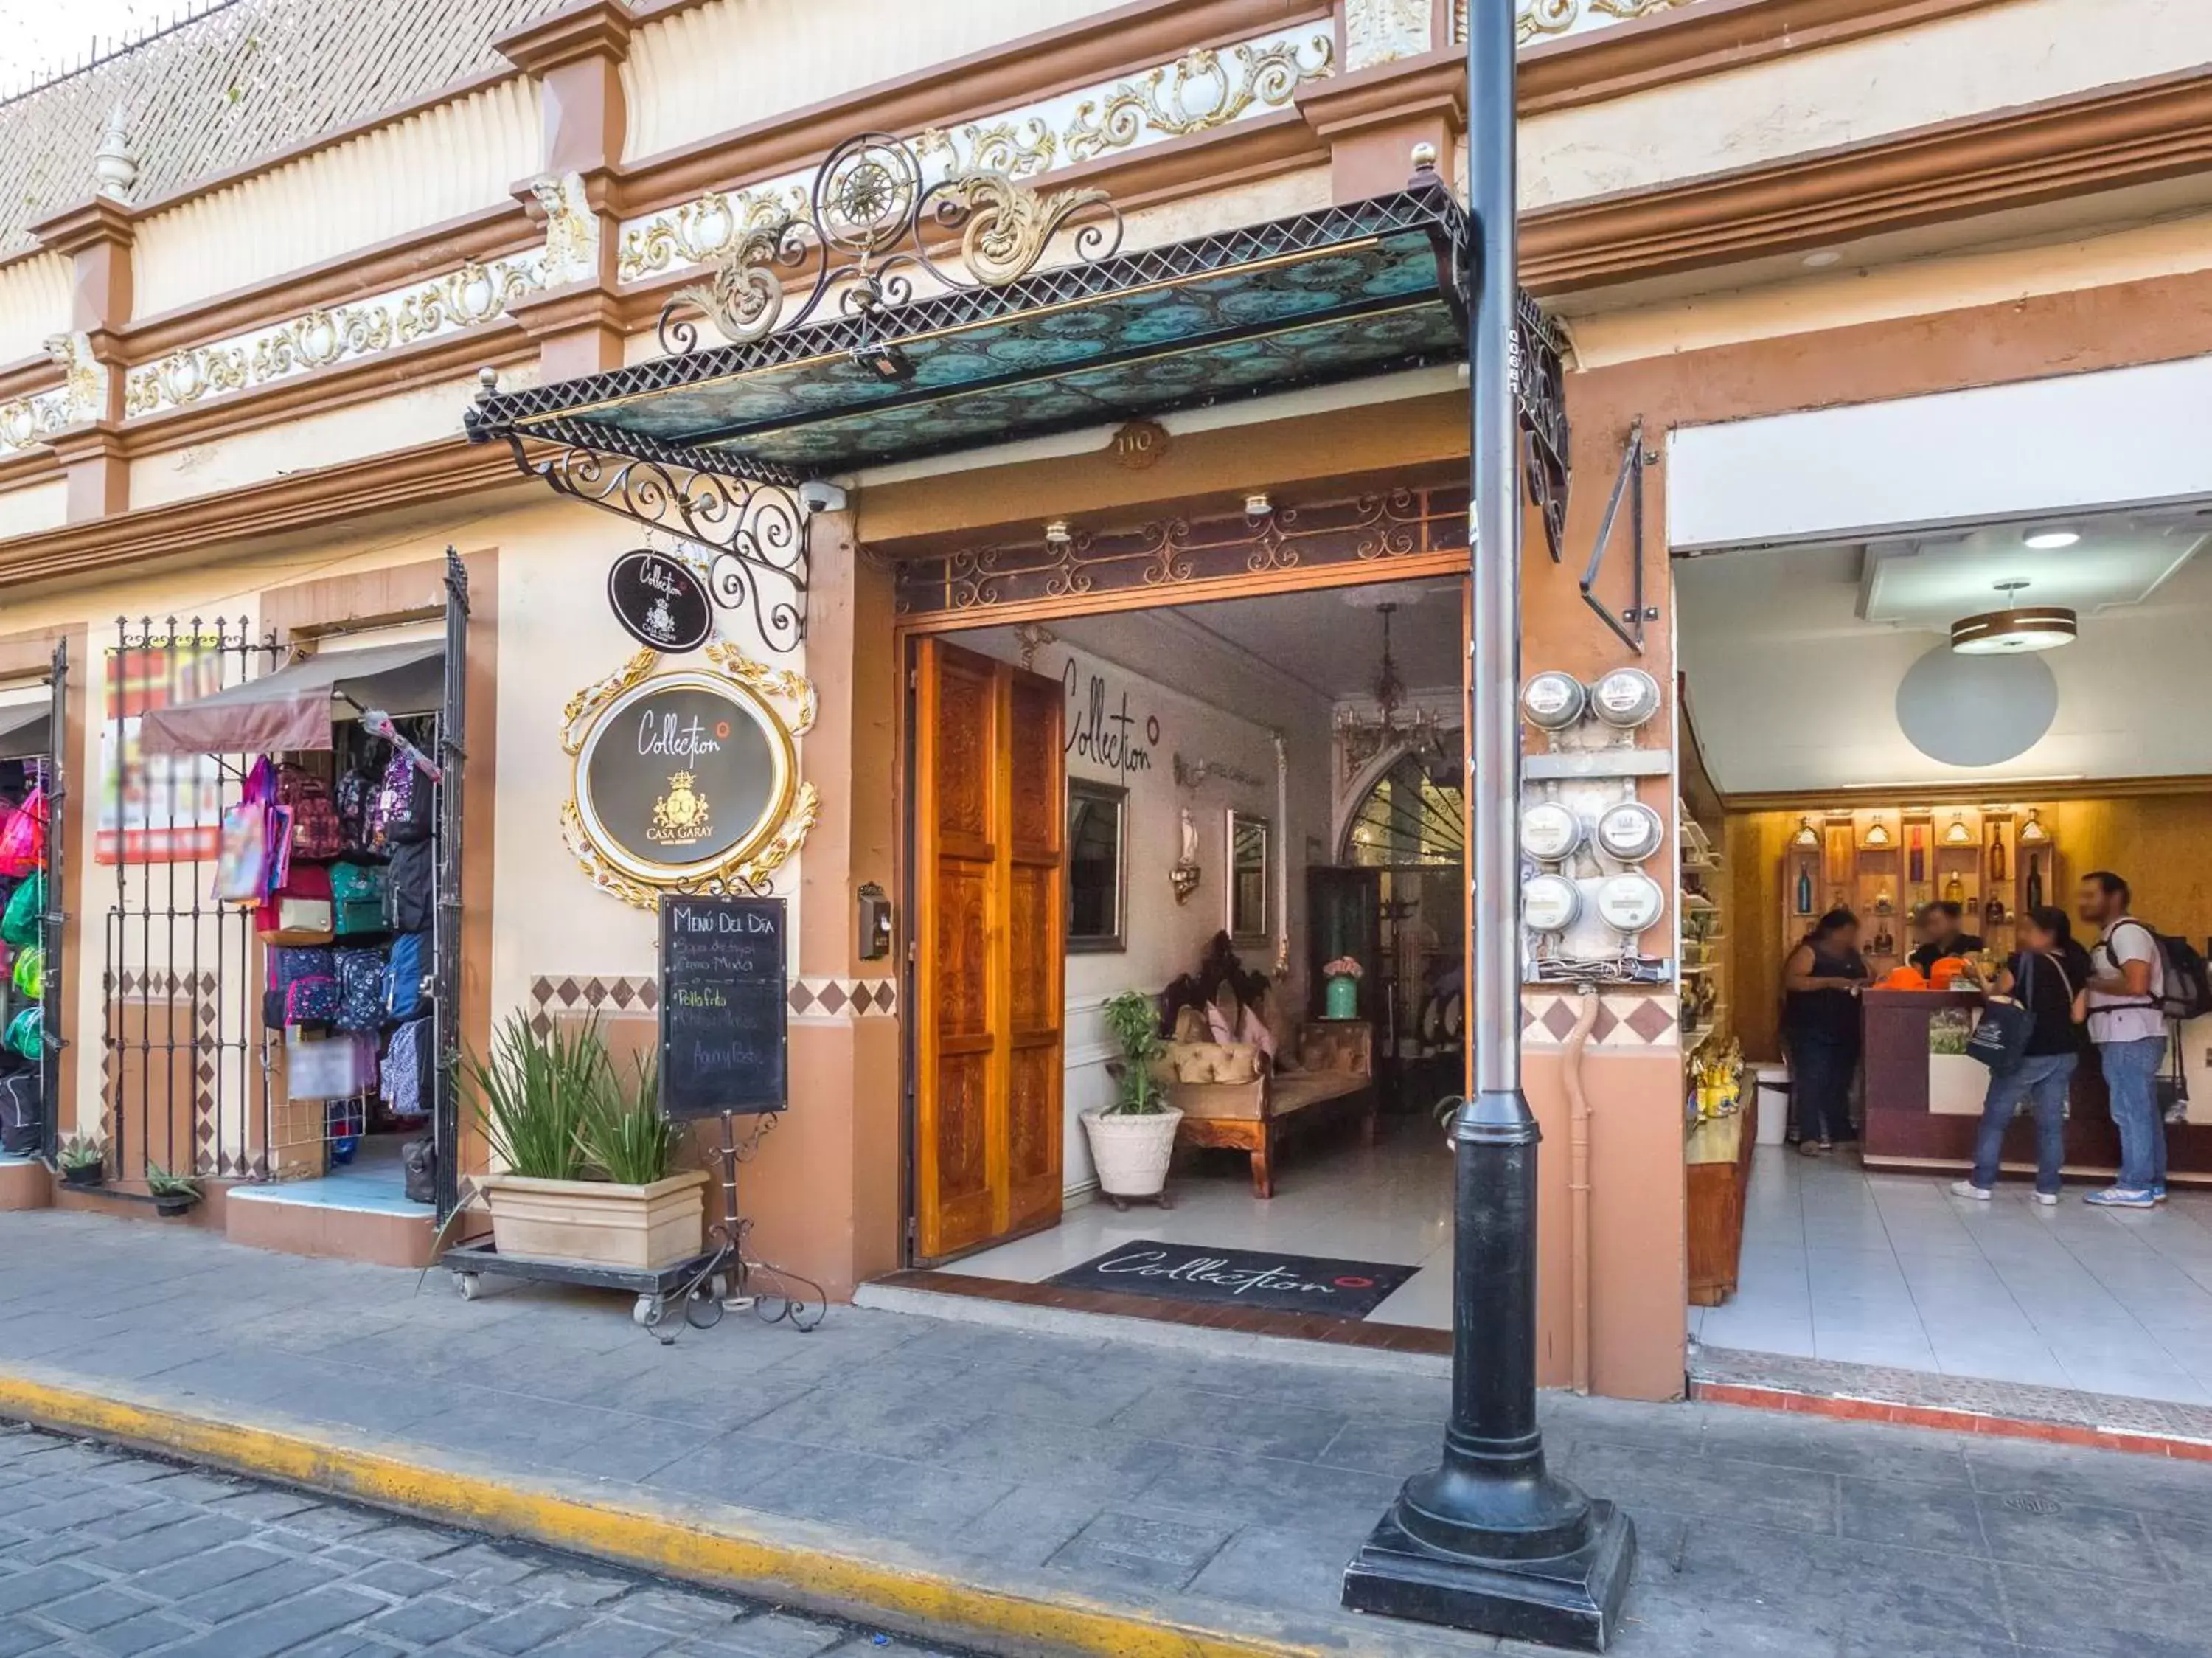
[1687,1093,1756,1307]
[1861,988,2211,1181]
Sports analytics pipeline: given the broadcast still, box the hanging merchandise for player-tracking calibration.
[4,1006,40,1061]
[285,1032,375,1100]
[383,931,425,1021]
[335,740,386,853]
[1,872,42,948]
[0,1069,40,1155]
[10,945,41,1003]
[330,861,388,938]
[214,760,278,903]
[266,946,338,1029]
[0,785,45,880]
[277,765,347,859]
[255,862,335,946]
[383,1015,434,1122]
[368,743,434,850]
[383,840,435,934]
[332,948,387,1032]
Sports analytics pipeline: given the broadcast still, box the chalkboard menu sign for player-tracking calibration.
[658,895,788,1118]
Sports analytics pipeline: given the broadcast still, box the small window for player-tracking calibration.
[1067,780,1127,952]
[1228,810,1270,944]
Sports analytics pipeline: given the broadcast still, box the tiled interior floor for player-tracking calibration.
[1694,1145,2212,1406]
[945,1116,1456,1328]
[226,1134,422,1217]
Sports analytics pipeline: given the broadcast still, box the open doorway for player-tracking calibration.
[1676,506,2212,1407]
[904,576,1468,1336]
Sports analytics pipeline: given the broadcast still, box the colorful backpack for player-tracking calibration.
[368,748,433,850]
[330,861,387,939]
[0,787,44,881]
[4,1007,38,1061]
[1,872,41,948]
[277,766,346,861]
[383,931,425,1022]
[332,948,386,1032]
[10,946,41,1003]
[266,946,338,1029]
[335,762,378,853]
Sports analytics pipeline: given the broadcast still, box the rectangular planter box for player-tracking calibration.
[477,1170,709,1270]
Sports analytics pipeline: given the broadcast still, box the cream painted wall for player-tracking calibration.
[131,80,543,320]
[620,0,1135,164]
[0,481,65,541]
[1523,0,2212,209]
[0,253,72,363]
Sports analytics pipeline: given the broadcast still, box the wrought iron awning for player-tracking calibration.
[464,134,1573,650]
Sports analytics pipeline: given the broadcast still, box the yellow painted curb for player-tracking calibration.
[0,1370,1321,1658]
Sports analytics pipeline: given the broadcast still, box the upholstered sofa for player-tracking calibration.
[1154,1008,1374,1196]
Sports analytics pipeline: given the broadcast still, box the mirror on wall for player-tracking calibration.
[1067,780,1128,951]
[1228,809,1271,944]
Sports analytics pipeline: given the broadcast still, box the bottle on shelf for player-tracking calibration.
[1989,834,2008,883]
[1944,872,1965,905]
[1795,862,1814,917]
[2025,853,2043,912]
[1907,826,1926,884]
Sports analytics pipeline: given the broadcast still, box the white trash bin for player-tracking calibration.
[1752,1064,1790,1146]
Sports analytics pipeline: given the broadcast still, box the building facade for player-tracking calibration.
[3,0,2211,1406]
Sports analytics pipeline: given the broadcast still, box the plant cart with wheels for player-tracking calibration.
[442,1239,730,1328]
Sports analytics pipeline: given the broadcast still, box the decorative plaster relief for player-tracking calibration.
[1458,0,1703,44]
[0,333,105,452]
[1346,0,1435,70]
[616,27,1335,285]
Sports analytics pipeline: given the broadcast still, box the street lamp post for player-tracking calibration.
[1339,0,1635,1648]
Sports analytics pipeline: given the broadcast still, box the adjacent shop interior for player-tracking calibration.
[0,681,57,1177]
[1676,506,2212,1404]
[913,577,1470,1331]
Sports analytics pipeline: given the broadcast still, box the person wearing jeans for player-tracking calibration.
[1954,907,2085,1205]
[1782,908,1868,1152]
[2077,871,2169,1208]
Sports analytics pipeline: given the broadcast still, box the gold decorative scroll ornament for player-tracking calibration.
[560,645,819,912]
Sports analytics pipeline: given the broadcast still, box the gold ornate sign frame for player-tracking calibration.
[560,643,819,911]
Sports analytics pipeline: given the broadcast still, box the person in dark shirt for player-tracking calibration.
[1952,906,2087,1204]
[1783,909,1870,1153]
[1908,901,1984,977]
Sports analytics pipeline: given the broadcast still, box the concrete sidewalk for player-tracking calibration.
[0,1213,2207,1658]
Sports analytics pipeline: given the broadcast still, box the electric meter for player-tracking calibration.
[1595,800,1665,863]
[1521,801,1584,863]
[1595,872,1666,934]
[1590,667,1662,729]
[1520,671,1587,732]
[1523,873,1584,934]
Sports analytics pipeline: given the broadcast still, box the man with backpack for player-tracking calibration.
[2077,872,2194,1208]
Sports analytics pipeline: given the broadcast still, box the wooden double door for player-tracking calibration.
[912,639,1066,1260]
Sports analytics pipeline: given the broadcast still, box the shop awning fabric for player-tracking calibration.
[0,703,49,762]
[137,639,444,757]
[462,137,1571,649]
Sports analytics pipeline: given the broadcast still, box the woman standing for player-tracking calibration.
[1952,906,2087,1204]
[1783,909,1870,1154]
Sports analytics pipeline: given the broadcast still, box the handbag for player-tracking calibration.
[0,787,45,880]
[255,862,334,946]
[1,872,42,948]
[1966,952,2045,1072]
[213,761,277,903]
[0,1069,39,1156]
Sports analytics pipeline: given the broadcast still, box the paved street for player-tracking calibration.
[1,1213,2211,1657]
[0,1423,978,1658]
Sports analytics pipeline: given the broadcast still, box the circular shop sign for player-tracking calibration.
[573,672,795,884]
[608,549,714,654]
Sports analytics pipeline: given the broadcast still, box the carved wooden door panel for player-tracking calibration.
[912,640,1065,1259]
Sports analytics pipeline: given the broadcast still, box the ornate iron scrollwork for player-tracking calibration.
[483,406,810,655]
[1517,294,1573,565]
[657,131,1125,353]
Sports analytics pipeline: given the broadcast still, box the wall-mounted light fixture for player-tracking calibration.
[1043,519,1072,547]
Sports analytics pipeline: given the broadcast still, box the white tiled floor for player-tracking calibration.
[1693,1145,2212,1406]
[945,1117,1458,1328]
[225,1134,423,1217]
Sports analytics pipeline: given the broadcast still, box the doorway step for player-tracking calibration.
[1690,1341,2212,1463]
[224,1178,440,1268]
[858,1269,1450,1377]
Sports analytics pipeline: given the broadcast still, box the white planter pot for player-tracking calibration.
[478,1169,709,1269]
[1080,1106,1184,1199]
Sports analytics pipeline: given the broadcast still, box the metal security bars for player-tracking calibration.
[433,551,468,1220]
[39,641,66,1160]
[101,619,281,1186]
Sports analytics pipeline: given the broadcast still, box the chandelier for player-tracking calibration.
[1335,603,1444,777]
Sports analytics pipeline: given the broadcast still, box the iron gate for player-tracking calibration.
[38,640,66,1160]
[433,552,467,1220]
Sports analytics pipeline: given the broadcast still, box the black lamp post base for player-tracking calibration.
[1342,1499,1635,1653]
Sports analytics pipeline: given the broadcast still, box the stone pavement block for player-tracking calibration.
[125,1541,298,1603]
[32,1583,160,1633]
[150,1585,387,1658]
[361,1593,490,1645]
[1568,1441,1840,1534]
[74,1499,204,1542]
[1315,1414,1443,1477]
[1183,1518,1371,1611]
[470,1600,596,1654]
[1830,1552,2011,1657]
[132,1469,240,1504]
[611,1586,750,1637]
[1963,1439,2212,1523]
[77,1609,200,1655]
[344,1522,474,1563]
[76,1513,254,1573]
[0,1531,105,1566]
[529,1618,686,1657]
[701,1611,849,1658]
[944,1482,1103,1571]
[1997,1560,2208,1657]
[0,1623,58,1657]
[534,1407,712,1485]
[1046,1510,1234,1593]
[639,1432,814,1508]
[6,1491,141,1532]
[530,1566,641,1607]
[1135,1445,1402,1530]
[1105,1384,1351,1462]
[1838,1477,1986,1555]
[344,1557,455,1599]
[424,1542,543,1586]
[927,1412,1178,1497]
[1974,1491,2165,1584]
[169,1555,331,1623]
[0,1564,105,1618]
[271,1505,394,1544]
[209,1488,323,1523]
[280,1636,406,1658]
[1688,1401,1977,1488]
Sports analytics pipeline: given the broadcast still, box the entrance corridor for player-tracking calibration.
[1694,1146,2212,1406]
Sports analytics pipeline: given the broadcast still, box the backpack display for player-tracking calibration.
[213,761,279,903]
[1,873,41,948]
[330,861,388,940]
[255,862,334,946]
[400,1134,436,1206]
[384,1016,434,1121]
[2114,920,2212,1023]
[0,786,44,881]
[10,946,41,1003]
[383,840,435,934]
[369,749,434,850]
[266,946,337,1030]
[332,948,386,1032]
[383,931,425,1021]
[0,1070,39,1155]
[277,766,345,861]
[4,1007,40,1061]
[335,766,376,854]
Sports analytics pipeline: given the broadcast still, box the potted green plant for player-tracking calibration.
[58,1135,105,1189]
[146,1161,202,1218]
[468,1016,707,1270]
[1080,990,1183,1207]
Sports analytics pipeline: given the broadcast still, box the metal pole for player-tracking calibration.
[1342,2,1633,1647]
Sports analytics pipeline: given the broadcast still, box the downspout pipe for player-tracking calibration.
[1563,980,1601,1396]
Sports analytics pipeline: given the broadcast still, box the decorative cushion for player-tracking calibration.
[1165,1041,1262,1086]
[1299,1022,1373,1076]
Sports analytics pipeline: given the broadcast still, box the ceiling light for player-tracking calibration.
[2022,527,2080,549]
[1951,607,2078,653]
[1802,249,1843,268]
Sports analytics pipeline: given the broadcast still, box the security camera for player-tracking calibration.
[798,479,848,513]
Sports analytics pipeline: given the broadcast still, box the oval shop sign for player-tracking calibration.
[608,549,714,653]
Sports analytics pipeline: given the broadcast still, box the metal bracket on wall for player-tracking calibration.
[1580,417,1658,655]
